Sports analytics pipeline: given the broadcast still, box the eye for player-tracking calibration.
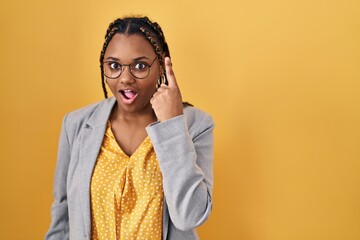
[133,62,148,70]
[108,62,121,70]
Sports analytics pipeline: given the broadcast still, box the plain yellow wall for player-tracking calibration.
[0,0,359,239]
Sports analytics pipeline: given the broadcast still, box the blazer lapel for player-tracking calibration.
[78,97,116,235]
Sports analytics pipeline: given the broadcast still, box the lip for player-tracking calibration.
[118,89,139,105]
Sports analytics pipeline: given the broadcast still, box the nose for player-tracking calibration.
[119,65,135,84]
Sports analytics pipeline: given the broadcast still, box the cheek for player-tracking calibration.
[144,80,157,95]
[106,81,117,93]
[144,75,158,91]
[106,81,122,97]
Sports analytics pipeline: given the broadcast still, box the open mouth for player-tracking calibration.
[119,89,138,104]
[121,90,137,99]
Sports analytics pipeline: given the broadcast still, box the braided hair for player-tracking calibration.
[99,16,170,98]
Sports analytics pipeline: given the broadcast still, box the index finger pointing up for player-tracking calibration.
[164,57,178,88]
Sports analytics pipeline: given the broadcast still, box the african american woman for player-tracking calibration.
[45,16,214,240]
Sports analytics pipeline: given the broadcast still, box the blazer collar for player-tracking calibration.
[79,96,116,235]
[86,97,116,128]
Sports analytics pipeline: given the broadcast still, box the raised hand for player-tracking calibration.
[150,57,183,122]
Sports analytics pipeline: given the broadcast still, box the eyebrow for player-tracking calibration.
[105,56,150,62]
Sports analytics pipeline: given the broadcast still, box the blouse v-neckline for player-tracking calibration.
[106,121,150,158]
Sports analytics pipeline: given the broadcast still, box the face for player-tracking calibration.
[103,33,161,114]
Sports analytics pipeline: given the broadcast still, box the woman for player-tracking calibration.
[45,16,214,240]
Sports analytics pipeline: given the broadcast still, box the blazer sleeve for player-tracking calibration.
[45,115,70,240]
[146,111,214,231]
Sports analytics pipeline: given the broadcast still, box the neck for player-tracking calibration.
[111,102,157,125]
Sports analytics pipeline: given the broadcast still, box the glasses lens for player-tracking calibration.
[104,62,121,79]
[130,62,150,79]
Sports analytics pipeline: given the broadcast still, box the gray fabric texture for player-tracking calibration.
[45,97,214,240]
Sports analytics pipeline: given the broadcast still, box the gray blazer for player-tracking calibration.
[45,97,214,240]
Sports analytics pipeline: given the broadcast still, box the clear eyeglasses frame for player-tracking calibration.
[102,57,158,79]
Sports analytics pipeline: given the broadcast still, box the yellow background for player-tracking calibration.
[0,0,359,239]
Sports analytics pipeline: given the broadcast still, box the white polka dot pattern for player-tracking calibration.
[90,122,163,240]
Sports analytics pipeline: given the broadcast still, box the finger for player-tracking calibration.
[153,90,162,97]
[150,92,159,104]
[164,57,178,88]
[156,85,167,92]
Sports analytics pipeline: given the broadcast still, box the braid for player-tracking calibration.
[105,19,122,36]
[143,18,164,39]
[141,17,170,58]
[139,27,164,67]
[99,19,122,98]
[153,23,170,57]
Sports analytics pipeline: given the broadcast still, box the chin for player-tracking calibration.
[116,98,153,114]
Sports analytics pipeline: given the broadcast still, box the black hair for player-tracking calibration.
[99,16,170,98]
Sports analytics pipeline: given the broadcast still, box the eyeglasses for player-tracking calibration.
[103,57,158,79]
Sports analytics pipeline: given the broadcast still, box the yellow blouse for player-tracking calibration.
[90,122,163,240]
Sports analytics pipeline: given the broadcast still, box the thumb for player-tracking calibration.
[164,57,178,88]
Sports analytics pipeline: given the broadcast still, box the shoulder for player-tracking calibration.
[61,97,115,140]
[183,105,214,133]
[65,99,104,122]
[65,98,114,124]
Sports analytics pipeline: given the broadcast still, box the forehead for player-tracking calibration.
[104,33,155,61]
